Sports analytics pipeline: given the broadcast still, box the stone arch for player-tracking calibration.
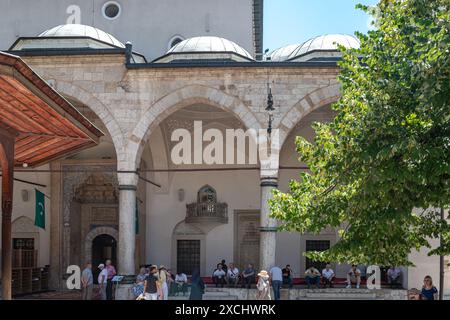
[278,83,341,148]
[12,216,40,264]
[54,81,125,155]
[84,226,119,265]
[171,220,206,275]
[12,216,39,233]
[130,85,262,170]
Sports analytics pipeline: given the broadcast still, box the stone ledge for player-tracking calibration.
[202,287,408,300]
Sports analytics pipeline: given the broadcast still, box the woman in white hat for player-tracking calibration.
[159,265,169,300]
[256,270,271,300]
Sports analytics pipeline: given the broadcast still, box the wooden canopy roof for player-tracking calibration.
[0,51,103,167]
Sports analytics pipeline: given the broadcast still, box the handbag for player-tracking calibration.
[136,293,145,300]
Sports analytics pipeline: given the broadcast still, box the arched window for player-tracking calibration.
[197,185,217,203]
[168,35,184,50]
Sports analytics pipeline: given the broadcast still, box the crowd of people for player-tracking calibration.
[80,260,117,300]
[132,265,204,300]
[79,260,439,300]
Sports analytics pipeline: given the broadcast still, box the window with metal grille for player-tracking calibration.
[13,238,34,250]
[177,240,200,275]
[305,240,330,271]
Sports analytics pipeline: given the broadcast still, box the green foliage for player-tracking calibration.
[270,0,450,266]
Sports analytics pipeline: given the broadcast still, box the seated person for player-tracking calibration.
[226,263,240,287]
[174,271,188,295]
[305,266,321,289]
[321,264,335,288]
[212,263,226,288]
[282,265,293,288]
[421,276,438,300]
[241,264,256,289]
[346,264,361,289]
[387,266,402,288]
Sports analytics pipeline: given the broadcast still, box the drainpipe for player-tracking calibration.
[439,207,445,300]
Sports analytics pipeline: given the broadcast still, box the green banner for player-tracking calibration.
[135,198,139,235]
[35,189,45,229]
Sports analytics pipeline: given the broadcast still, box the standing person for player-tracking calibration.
[159,265,169,300]
[226,263,240,287]
[97,264,108,300]
[189,269,205,300]
[269,265,283,300]
[132,267,147,298]
[421,275,438,300]
[105,259,116,300]
[143,266,161,300]
[220,259,228,274]
[256,270,271,300]
[167,269,175,296]
[81,262,93,300]
[282,265,293,289]
[241,264,256,289]
[212,264,226,288]
[321,264,335,288]
[387,266,402,288]
[346,264,361,289]
[305,266,321,289]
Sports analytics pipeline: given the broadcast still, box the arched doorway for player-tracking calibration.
[92,234,117,284]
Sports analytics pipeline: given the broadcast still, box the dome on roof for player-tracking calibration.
[38,24,124,48]
[167,36,253,59]
[287,34,359,60]
[268,43,301,61]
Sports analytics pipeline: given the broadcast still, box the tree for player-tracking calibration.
[270,0,449,266]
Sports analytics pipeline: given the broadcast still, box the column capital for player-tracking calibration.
[117,170,139,186]
[118,185,138,191]
[259,226,278,232]
[260,177,278,188]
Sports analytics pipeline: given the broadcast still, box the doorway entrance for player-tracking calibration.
[92,234,117,284]
[177,240,200,275]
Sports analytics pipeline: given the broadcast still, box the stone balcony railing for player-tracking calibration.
[186,202,228,224]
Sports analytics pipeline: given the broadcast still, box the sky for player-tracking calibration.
[264,0,377,52]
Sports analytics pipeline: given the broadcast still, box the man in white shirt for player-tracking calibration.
[226,263,239,287]
[97,264,108,300]
[174,271,188,295]
[387,266,402,288]
[269,266,283,300]
[212,264,226,288]
[321,264,335,288]
[346,264,361,289]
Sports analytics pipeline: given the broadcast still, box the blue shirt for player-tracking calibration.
[421,287,437,300]
[81,268,93,285]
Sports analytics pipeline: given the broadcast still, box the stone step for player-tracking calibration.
[169,296,189,300]
[302,290,377,300]
[203,291,232,296]
[203,295,239,300]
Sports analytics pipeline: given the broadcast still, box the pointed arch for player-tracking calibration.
[129,85,262,170]
[54,81,125,156]
[278,83,341,148]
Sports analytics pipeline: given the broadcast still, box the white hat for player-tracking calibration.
[98,263,105,269]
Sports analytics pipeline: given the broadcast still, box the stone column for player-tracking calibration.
[117,172,138,275]
[258,126,280,271]
[259,177,278,271]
